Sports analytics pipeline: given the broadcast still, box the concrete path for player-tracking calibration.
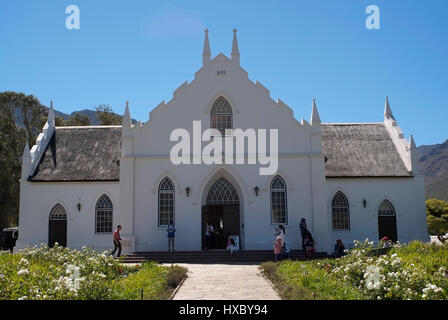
[171,263,280,300]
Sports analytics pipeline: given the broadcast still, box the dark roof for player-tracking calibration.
[29,127,121,182]
[29,123,410,182]
[321,123,411,177]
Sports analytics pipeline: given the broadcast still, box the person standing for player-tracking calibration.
[299,218,308,251]
[111,225,122,258]
[205,222,214,250]
[277,225,288,259]
[273,235,283,262]
[333,239,345,258]
[304,231,315,257]
[167,220,176,252]
[226,233,236,255]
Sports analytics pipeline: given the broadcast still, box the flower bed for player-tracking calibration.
[0,244,186,300]
[261,240,448,300]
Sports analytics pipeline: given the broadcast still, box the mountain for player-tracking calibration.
[49,107,137,125]
[417,139,448,201]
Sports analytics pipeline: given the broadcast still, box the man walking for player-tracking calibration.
[111,225,122,258]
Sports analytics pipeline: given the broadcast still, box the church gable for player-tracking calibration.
[125,29,317,157]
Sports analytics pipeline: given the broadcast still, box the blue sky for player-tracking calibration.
[1,0,447,146]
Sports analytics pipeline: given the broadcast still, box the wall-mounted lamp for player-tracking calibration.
[362,198,367,208]
[254,186,259,197]
[77,201,82,212]
[185,186,191,197]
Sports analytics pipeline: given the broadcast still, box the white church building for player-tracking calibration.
[16,30,429,254]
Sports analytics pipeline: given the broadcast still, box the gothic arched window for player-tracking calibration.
[159,177,175,226]
[332,191,350,230]
[49,204,67,221]
[210,96,232,134]
[271,176,287,225]
[206,177,239,205]
[96,194,113,233]
[378,200,396,216]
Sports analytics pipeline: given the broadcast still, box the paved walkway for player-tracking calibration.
[171,264,280,300]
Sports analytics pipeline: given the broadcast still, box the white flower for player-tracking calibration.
[19,258,29,265]
[18,269,29,276]
[18,296,28,300]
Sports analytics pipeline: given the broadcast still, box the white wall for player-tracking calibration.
[17,181,120,252]
[129,156,325,252]
[326,177,429,251]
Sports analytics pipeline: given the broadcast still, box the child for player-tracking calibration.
[304,231,315,257]
[226,233,236,255]
[274,236,283,262]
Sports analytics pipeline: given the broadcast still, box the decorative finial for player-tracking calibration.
[409,134,420,174]
[311,98,321,125]
[48,100,55,126]
[384,96,395,120]
[409,134,416,149]
[202,28,211,65]
[231,28,240,65]
[123,101,131,128]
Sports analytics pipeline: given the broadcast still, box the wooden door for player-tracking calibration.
[49,219,67,247]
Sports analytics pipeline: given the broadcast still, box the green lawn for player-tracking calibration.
[261,240,448,300]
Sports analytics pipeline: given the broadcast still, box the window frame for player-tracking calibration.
[49,204,67,221]
[378,199,396,216]
[210,96,233,136]
[158,177,175,227]
[270,176,288,225]
[331,191,350,231]
[95,194,113,234]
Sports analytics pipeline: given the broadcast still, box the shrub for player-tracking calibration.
[166,265,187,289]
[0,244,185,300]
[262,240,448,300]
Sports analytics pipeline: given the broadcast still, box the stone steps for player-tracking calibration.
[121,250,329,264]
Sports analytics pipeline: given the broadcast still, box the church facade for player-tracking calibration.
[16,30,429,254]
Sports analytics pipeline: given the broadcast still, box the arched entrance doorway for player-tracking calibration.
[202,177,240,250]
[48,204,67,247]
[378,199,397,242]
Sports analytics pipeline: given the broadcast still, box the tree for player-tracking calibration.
[95,104,122,125]
[0,92,46,228]
[55,113,91,126]
[426,198,448,243]
[55,116,67,126]
[67,113,90,126]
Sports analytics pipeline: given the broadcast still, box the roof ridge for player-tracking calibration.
[56,125,122,129]
[322,122,384,125]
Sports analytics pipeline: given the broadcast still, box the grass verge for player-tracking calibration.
[115,262,187,300]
